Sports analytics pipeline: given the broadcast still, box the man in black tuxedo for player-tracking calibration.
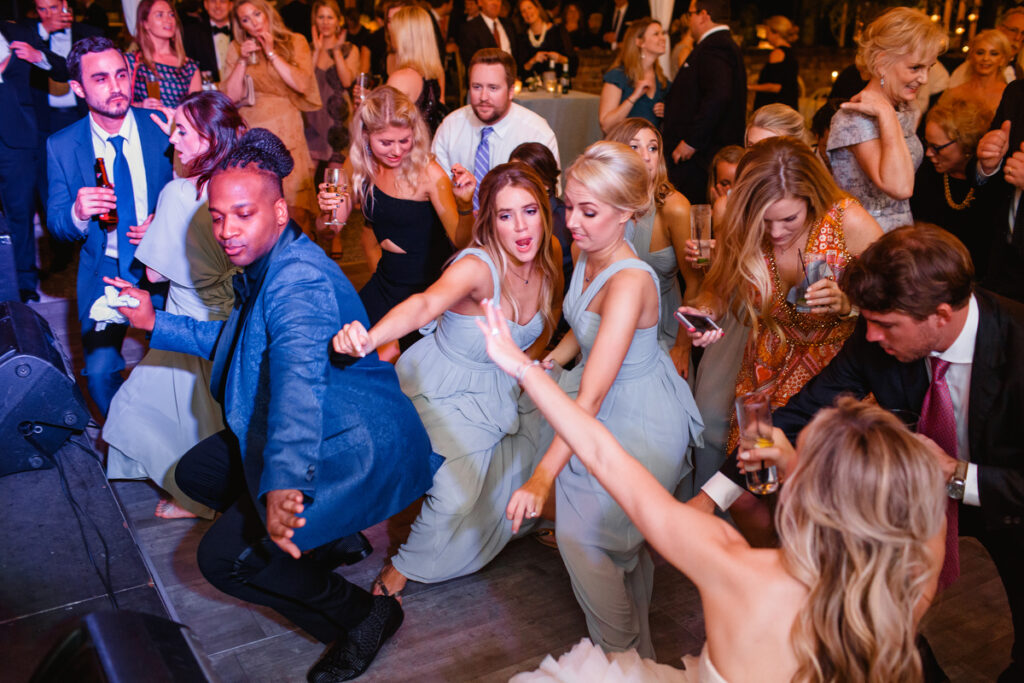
[975,79,1024,303]
[696,225,1024,682]
[600,0,648,50]
[662,0,744,203]
[182,0,232,83]
[458,0,517,78]
[0,21,43,302]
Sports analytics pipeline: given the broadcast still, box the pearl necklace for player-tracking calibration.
[528,23,549,48]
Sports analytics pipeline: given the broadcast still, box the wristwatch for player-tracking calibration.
[946,460,969,500]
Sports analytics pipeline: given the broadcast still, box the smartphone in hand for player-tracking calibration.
[674,310,722,333]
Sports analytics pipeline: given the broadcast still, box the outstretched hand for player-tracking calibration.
[450,164,477,208]
[265,489,306,559]
[475,298,531,378]
[102,276,155,331]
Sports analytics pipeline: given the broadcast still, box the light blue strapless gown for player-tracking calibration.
[626,203,682,348]
[392,248,545,583]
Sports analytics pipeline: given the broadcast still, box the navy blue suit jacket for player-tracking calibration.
[45,108,173,321]
[0,21,40,149]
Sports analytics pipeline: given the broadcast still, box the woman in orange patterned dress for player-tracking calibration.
[679,137,883,453]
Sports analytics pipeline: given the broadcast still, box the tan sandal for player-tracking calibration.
[372,559,406,603]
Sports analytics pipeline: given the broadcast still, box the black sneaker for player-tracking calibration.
[308,532,373,570]
[307,595,404,682]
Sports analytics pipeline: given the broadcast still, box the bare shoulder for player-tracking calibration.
[769,48,785,63]
[842,201,884,255]
[661,190,691,218]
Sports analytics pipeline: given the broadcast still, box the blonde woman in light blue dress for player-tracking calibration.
[332,162,563,598]
[506,141,703,659]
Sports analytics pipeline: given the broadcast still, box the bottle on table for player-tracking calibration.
[559,61,570,94]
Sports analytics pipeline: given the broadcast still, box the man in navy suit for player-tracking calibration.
[662,0,745,203]
[46,35,172,416]
[0,21,44,302]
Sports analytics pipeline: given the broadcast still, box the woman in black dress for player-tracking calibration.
[517,0,577,77]
[750,15,799,110]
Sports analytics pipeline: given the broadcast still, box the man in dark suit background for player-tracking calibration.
[0,21,44,302]
[696,225,1024,682]
[458,0,517,78]
[182,0,232,83]
[975,79,1024,303]
[12,0,101,277]
[46,36,172,416]
[600,0,648,50]
[662,0,745,203]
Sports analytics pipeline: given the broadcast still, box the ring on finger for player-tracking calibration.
[490,327,499,336]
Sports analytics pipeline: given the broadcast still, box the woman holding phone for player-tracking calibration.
[506,141,702,658]
[678,137,880,460]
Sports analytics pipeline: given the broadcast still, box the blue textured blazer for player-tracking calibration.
[151,233,436,550]
[45,107,173,322]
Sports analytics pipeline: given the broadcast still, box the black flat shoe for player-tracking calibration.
[307,595,404,682]
[309,532,373,570]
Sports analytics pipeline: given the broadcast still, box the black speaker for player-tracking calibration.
[0,300,91,477]
[30,611,217,683]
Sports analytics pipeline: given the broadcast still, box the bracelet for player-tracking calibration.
[838,305,859,319]
[458,208,473,216]
[265,50,276,60]
[515,359,540,382]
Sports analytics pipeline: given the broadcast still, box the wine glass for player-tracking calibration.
[322,167,347,227]
[735,391,779,495]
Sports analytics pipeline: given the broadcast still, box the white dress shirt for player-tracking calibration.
[432,102,560,185]
[39,24,77,108]
[481,15,512,56]
[211,21,231,74]
[703,295,983,510]
[72,109,150,259]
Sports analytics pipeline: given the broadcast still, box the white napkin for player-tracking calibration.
[89,285,140,331]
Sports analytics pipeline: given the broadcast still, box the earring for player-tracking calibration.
[880,76,885,86]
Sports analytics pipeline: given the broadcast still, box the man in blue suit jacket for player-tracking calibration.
[46,35,172,416]
[108,129,436,683]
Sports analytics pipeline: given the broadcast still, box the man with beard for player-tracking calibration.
[432,48,558,211]
[46,35,172,416]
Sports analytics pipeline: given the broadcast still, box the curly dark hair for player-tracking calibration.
[217,128,294,197]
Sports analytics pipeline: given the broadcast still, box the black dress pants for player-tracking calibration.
[176,429,374,644]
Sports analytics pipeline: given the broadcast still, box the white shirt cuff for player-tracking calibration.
[35,53,52,70]
[71,206,90,233]
[976,160,1002,183]
[963,462,980,507]
[701,472,744,511]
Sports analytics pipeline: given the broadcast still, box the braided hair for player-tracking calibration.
[217,128,294,197]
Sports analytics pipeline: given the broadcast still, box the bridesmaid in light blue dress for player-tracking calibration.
[332,163,563,597]
[506,142,703,659]
[607,118,701,377]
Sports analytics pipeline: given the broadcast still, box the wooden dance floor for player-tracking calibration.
[16,220,1013,682]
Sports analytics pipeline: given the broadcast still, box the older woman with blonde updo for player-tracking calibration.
[506,141,703,658]
[826,7,947,231]
[221,0,320,228]
[941,29,1013,114]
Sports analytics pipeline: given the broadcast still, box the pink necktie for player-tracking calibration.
[918,358,960,589]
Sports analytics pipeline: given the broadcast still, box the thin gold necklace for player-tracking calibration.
[943,173,975,210]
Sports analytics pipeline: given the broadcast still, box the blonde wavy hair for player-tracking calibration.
[610,18,668,89]
[966,28,1013,79]
[349,86,432,208]
[748,103,814,147]
[133,0,187,71]
[702,136,845,332]
[564,141,651,222]
[605,117,675,208]
[777,397,946,682]
[855,7,947,79]
[472,162,562,343]
[232,0,297,63]
[764,14,795,43]
[389,5,444,83]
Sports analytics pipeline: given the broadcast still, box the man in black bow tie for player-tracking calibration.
[182,0,232,83]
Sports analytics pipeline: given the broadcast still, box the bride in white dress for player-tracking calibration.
[476,301,947,683]
[104,92,244,518]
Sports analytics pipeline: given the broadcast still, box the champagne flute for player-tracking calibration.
[735,391,779,495]
[690,204,713,269]
[322,167,346,227]
[354,72,372,106]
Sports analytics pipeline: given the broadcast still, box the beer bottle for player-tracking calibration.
[94,158,118,227]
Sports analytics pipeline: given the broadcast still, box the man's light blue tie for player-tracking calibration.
[473,126,494,212]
